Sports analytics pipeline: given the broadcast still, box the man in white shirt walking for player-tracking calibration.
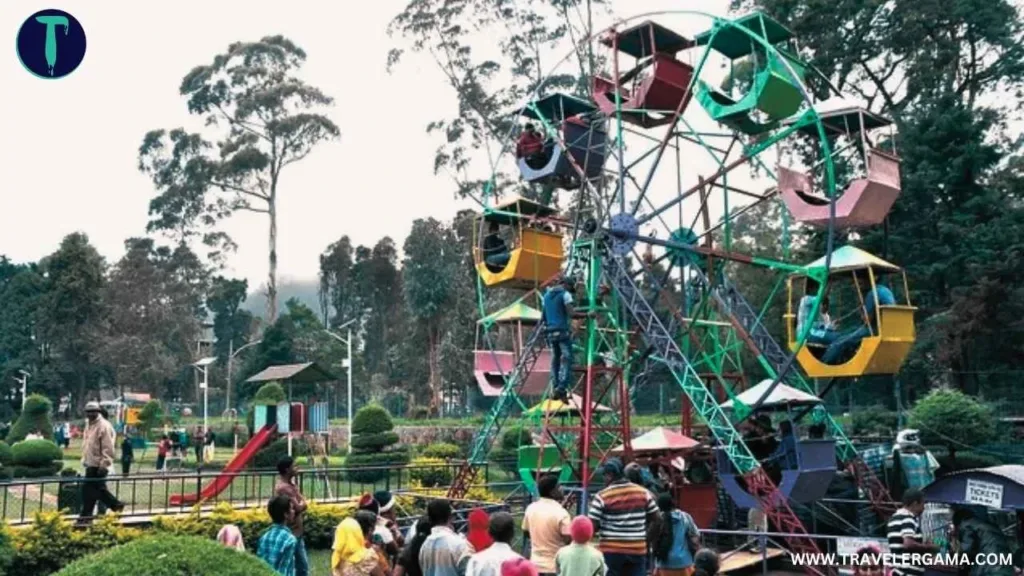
[79,401,124,523]
[466,512,522,576]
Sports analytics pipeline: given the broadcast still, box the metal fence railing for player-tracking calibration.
[0,460,517,526]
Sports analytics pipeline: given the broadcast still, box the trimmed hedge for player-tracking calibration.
[409,457,453,487]
[13,439,63,467]
[252,382,286,405]
[8,394,55,444]
[422,442,461,459]
[12,462,63,478]
[0,441,12,466]
[344,448,411,483]
[55,535,278,576]
[350,432,400,451]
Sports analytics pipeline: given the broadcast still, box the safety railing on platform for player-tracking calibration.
[0,459,518,526]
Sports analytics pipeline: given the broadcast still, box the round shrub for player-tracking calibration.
[0,528,11,576]
[252,382,286,405]
[12,439,63,467]
[422,442,461,459]
[350,432,400,451]
[409,457,453,487]
[55,535,278,576]
[7,394,55,444]
[352,404,394,435]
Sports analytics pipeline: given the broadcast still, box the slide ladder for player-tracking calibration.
[604,254,826,573]
[711,275,897,517]
[448,324,548,499]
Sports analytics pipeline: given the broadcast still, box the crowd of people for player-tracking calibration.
[240,455,720,576]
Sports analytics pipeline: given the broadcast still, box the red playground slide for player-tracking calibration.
[169,424,277,506]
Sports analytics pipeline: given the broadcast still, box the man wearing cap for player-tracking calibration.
[588,457,659,576]
[80,401,124,522]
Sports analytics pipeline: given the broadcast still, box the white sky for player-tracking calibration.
[1,0,766,290]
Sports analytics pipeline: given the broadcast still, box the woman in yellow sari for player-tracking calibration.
[332,516,385,576]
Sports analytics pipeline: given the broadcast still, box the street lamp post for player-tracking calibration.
[324,318,357,454]
[193,357,217,434]
[14,370,30,410]
[226,339,262,412]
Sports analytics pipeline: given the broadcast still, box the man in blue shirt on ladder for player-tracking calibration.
[542,275,575,403]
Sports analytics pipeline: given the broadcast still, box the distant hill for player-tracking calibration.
[244,277,323,321]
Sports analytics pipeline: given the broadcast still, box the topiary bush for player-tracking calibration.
[422,442,461,459]
[346,404,408,483]
[11,439,63,478]
[7,394,55,444]
[0,441,12,481]
[409,457,453,487]
[252,382,286,405]
[55,535,278,576]
[137,400,164,437]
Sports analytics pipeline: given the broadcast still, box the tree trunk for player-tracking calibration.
[427,324,442,416]
[267,199,278,323]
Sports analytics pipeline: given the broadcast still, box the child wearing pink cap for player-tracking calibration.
[555,517,607,576]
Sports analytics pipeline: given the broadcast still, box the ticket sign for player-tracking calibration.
[965,478,1003,509]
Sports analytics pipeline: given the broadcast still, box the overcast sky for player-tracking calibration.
[2,0,751,290]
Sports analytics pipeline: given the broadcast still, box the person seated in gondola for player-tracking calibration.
[764,421,799,471]
[797,280,838,346]
[821,270,896,364]
[482,221,511,272]
[516,123,548,169]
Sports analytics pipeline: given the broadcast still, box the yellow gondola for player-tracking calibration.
[785,245,916,378]
[473,196,564,289]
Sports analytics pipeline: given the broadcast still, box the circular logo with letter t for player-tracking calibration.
[16,9,86,79]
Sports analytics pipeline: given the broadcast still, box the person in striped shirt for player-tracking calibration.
[887,489,938,576]
[588,458,659,576]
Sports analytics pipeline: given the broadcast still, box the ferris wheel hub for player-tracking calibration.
[608,212,639,257]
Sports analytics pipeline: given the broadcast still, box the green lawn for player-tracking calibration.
[309,549,332,576]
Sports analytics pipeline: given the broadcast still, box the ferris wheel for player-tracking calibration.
[452,9,916,565]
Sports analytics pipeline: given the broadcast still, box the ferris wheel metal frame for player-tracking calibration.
[454,9,906,571]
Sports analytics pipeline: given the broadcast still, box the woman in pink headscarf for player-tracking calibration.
[217,524,246,551]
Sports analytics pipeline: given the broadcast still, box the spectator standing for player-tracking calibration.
[555,516,607,576]
[466,512,523,576]
[588,458,659,576]
[693,549,720,576]
[275,456,310,576]
[156,434,170,472]
[467,509,495,553]
[396,517,433,576]
[522,475,572,576]
[420,499,472,576]
[652,493,700,576]
[258,495,298,576]
[120,432,135,476]
[887,489,939,576]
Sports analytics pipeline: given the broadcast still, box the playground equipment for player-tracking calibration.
[516,93,608,189]
[169,424,276,506]
[611,427,719,529]
[454,9,912,568]
[590,21,696,128]
[779,103,901,228]
[719,381,837,507]
[785,245,916,378]
[473,301,552,397]
[694,12,806,135]
[473,196,564,289]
